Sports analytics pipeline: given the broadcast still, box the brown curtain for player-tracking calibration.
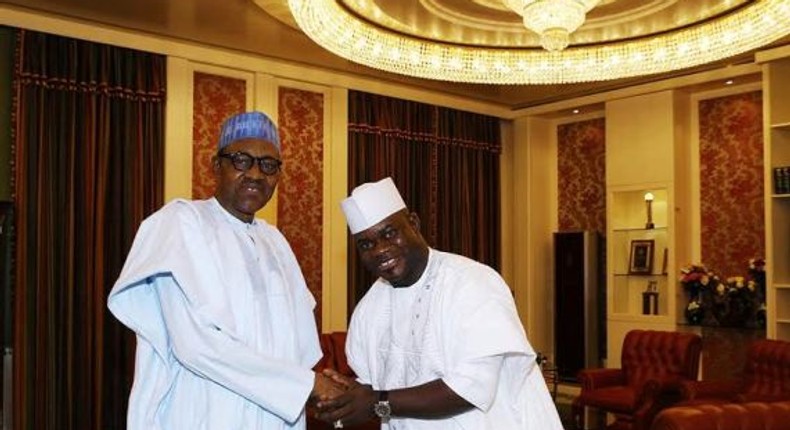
[347,90,501,307]
[12,30,165,430]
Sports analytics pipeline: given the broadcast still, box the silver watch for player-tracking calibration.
[373,390,391,420]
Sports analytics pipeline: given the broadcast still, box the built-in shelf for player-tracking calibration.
[766,57,790,342]
[609,187,670,319]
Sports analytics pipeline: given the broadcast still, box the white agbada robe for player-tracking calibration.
[108,198,321,430]
[346,249,563,430]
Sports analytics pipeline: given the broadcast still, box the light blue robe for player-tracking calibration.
[108,198,321,430]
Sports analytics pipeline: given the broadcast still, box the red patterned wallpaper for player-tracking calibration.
[699,91,764,278]
[277,87,325,327]
[192,72,246,199]
[557,118,607,233]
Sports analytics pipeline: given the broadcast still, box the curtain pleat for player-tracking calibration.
[12,29,165,430]
[347,90,501,307]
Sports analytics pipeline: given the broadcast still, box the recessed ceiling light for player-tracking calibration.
[725,79,734,85]
[573,109,580,114]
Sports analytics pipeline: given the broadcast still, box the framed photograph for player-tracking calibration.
[628,239,655,275]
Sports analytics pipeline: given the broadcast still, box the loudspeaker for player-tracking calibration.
[554,231,601,381]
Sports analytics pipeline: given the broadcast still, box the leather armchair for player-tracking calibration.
[572,330,702,430]
[680,339,790,404]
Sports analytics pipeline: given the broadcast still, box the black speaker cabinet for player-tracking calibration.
[554,231,601,381]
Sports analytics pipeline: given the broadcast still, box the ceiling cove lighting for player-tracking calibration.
[287,0,790,85]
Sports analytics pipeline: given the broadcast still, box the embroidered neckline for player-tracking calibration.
[382,250,441,387]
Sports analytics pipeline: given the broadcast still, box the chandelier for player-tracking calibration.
[286,0,790,85]
[502,0,600,51]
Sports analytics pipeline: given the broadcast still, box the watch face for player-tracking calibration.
[374,401,391,418]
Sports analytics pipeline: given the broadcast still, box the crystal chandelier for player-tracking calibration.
[286,0,790,84]
[502,0,601,51]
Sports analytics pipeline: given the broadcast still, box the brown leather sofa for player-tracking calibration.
[650,401,790,430]
[679,339,790,405]
[650,340,790,430]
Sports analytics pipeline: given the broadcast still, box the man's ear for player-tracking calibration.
[211,155,221,173]
[408,211,421,232]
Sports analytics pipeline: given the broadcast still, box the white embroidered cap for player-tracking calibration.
[341,177,406,234]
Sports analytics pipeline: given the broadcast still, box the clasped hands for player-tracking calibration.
[311,369,378,427]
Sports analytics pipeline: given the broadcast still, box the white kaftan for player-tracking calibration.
[108,198,321,430]
[346,249,563,430]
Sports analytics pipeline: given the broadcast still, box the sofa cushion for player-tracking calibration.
[651,401,790,430]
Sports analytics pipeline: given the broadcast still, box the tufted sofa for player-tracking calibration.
[650,401,790,430]
[679,339,790,405]
[572,330,702,430]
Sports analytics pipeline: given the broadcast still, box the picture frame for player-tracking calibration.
[628,239,655,275]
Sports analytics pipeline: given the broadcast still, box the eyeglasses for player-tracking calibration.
[218,151,282,176]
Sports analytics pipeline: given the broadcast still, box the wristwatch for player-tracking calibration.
[373,390,391,421]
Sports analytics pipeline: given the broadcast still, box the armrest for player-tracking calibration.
[680,379,742,401]
[577,368,626,391]
[640,377,692,408]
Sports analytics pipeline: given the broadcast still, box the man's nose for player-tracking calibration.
[371,238,392,255]
[244,163,267,179]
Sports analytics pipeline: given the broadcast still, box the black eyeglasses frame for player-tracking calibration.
[218,151,283,176]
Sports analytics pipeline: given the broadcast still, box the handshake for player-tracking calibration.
[310,369,382,428]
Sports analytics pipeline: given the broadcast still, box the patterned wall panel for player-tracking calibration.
[699,91,765,278]
[192,72,247,199]
[277,87,325,326]
[558,118,607,233]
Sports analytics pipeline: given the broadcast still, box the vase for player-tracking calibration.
[685,303,704,325]
[710,291,754,328]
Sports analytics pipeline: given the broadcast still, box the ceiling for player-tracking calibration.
[5,0,788,109]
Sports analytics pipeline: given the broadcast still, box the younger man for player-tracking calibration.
[317,177,562,429]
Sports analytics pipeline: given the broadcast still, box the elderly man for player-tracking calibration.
[108,111,341,429]
[317,177,562,429]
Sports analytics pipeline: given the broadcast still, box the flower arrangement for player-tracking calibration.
[680,263,718,299]
[680,263,718,325]
[747,257,767,328]
[680,259,765,328]
[748,258,766,302]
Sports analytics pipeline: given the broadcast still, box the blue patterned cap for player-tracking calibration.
[218,111,280,151]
